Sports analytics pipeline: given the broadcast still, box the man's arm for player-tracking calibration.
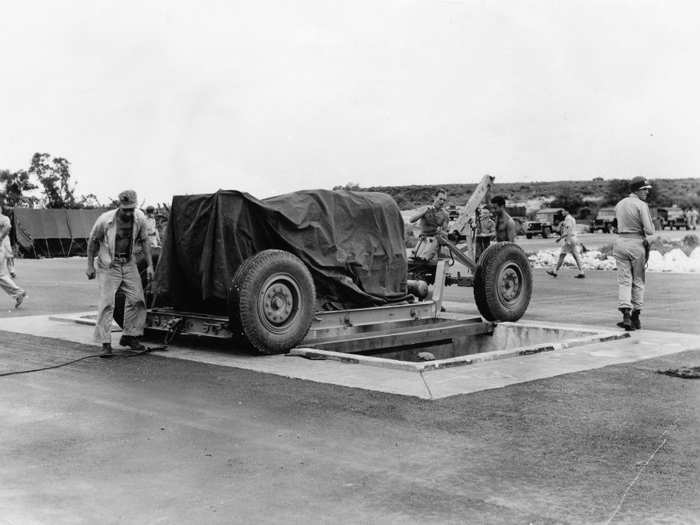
[138,219,154,281]
[506,219,517,242]
[641,203,655,236]
[409,207,429,224]
[0,218,10,243]
[86,221,102,279]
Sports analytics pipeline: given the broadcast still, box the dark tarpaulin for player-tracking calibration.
[153,189,408,313]
[12,208,107,249]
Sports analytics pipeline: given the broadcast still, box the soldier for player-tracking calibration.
[546,209,585,279]
[613,177,655,331]
[409,189,450,261]
[490,195,517,242]
[86,190,153,356]
[144,205,161,248]
[0,206,26,308]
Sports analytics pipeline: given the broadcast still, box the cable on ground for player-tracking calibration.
[0,345,167,378]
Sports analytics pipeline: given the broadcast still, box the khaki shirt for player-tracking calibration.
[615,194,655,236]
[560,214,577,241]
[88,209,149,268]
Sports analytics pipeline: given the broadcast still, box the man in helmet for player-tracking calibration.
[613,176,655,331]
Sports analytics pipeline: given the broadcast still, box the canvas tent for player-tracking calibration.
[11,208,107,257]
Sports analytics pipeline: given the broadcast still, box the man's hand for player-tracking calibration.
[86,265,96,280]
[146,266,154,282]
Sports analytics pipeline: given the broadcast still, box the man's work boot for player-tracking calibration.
[15,291,27,309]
[119,335,146,351]
[574,273,585,279]
[616,308,634,331]
[100,343,114,359]
[631,310,641,330]
[546,270,557,277]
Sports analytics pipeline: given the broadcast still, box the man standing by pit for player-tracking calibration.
[613,177,655,331]
[546,209,585,279]
[409,189,450,261]
[86,190,153,356]
[144,205,161,248]
[490,195,517,242]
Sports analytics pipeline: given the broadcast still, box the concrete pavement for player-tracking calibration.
[1,258,699,523]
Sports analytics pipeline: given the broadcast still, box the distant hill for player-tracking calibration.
[340,177,700,213]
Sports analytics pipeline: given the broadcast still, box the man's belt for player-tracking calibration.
[617,232,644,237]
[113,255,131,263]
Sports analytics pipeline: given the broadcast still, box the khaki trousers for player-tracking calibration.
[0,258,23,299]
[94,260,146,344]
[613,237,646,311]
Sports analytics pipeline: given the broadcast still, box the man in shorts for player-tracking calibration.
[546,209,585,279]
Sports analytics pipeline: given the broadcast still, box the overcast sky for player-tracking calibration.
[1,1,699,205]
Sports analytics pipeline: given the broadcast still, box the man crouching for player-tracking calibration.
[86,190,153,356]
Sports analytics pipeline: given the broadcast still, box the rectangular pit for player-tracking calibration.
[289,322,630,372]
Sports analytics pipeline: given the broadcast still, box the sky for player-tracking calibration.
[1,0,699,206]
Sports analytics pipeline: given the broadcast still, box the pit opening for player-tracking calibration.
[291,322,630,371]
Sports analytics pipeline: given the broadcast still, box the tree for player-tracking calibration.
[0,169,39,207]
[333,182,361,191]
[548,187,585,213]
[602,179,631,206]
[29,153,79,208]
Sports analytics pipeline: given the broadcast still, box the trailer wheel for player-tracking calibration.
[229,249,315,354]
[473,242,532,322]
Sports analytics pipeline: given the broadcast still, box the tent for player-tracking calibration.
[12,208,108,257]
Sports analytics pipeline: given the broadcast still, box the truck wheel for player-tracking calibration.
[542,227,550,239]
[526,234,532,239]
[113,249,160,328]
[228,249,316,354]
[473,242,532,322]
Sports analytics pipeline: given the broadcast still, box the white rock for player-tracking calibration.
[663,249,689,272]
[646,251,664,271]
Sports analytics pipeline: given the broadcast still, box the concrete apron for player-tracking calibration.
[1,313,699,400]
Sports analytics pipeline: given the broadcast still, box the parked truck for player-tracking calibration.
[590,207,618,233]
[658,205,689,230]
[523,208,566,239]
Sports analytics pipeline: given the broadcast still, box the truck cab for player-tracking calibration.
[590,207,617,233]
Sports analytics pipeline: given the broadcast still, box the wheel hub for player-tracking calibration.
[499,266,521,302]
[259,276,299,329]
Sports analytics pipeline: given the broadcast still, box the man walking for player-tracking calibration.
[0,207,26,308]
[546,209,585,279]
[86,190,153,355]
[613,177,655,331]
[490,196,517,242]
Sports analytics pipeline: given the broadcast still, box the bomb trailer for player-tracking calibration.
[116,179,532,355]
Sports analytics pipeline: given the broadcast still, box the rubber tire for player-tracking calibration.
[473,242,532,322]
[526,234,532,239]
[227,253,266,337]
[542,227,550,239]
[113,250,160,328]
[229,249,315,354]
